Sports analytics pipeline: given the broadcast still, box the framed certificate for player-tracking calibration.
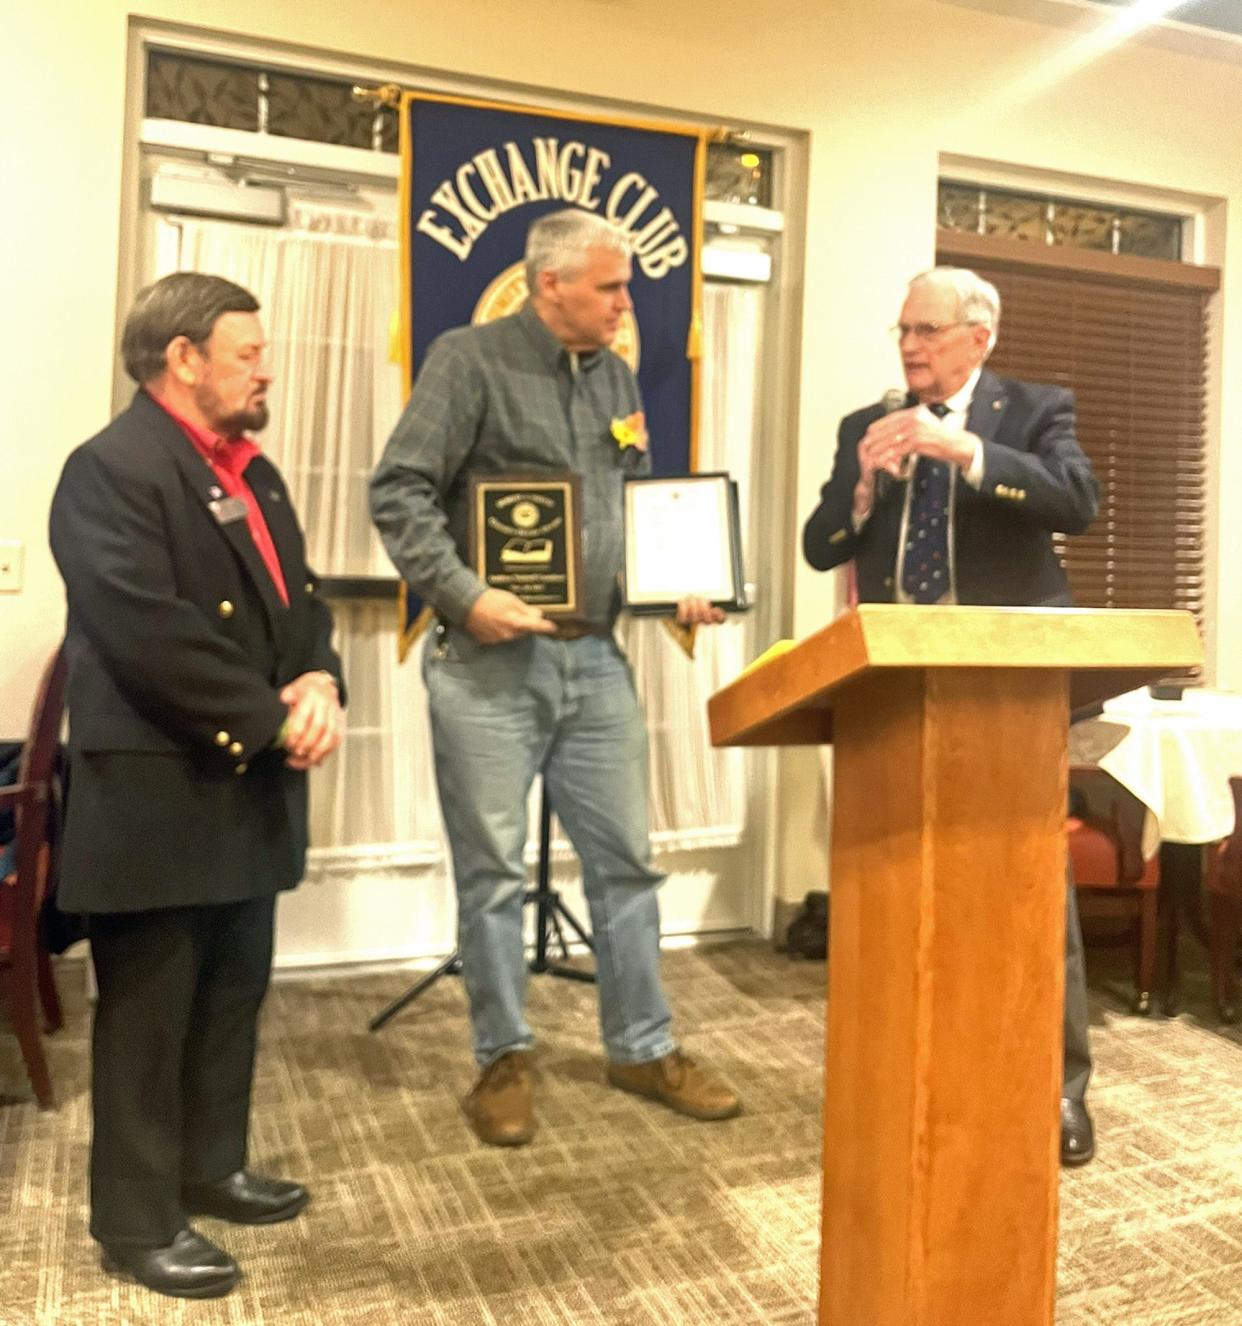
[622,472,747,614]
[468,473,583,615]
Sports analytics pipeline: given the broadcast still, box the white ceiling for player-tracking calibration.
[1091,1,1242,39]
[936,0,1242,66]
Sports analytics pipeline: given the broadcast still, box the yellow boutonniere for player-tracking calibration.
[610,411,648,453]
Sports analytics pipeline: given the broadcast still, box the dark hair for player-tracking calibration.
[121,272,260,384]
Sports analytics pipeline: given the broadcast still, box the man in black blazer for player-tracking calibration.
[803,266,1099,1166]
[49,273,345,1298]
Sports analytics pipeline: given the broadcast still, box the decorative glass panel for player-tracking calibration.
[378,107,399,155]
[982,191,1047,244]
[146,50,399,155]
[146,51,260,131]
[1050,201,1115,251]
[939,179,1186,264]
[938,182,982,233]
[1118,213,1182,260]
[267,72,377,149]
[706,143,772,207]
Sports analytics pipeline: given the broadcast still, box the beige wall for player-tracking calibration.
[5,1,1241,906]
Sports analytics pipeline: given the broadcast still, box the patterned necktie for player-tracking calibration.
[900,403,952,604]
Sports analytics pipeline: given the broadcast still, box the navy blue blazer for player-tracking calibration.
[802,370,1098,607]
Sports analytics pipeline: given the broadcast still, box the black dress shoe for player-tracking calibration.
[101,1227,240,1299]
[1060,1097,1095,1167]
[182,1170,310,1225]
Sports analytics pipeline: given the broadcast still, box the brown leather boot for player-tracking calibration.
[464,1051,534,1146]
[607,1049,741,1121]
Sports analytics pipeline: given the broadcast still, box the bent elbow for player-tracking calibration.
[803,524,832,571]
[1063,515,1093,537]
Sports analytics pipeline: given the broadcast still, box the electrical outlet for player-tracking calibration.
[0,540,25,592]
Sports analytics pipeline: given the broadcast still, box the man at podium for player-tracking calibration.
[802,265,1100,1166]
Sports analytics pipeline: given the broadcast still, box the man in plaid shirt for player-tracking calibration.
[372,209,741,1147]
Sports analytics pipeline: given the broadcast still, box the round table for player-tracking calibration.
[1094,687,1242,847]
[1069,686,1242,1016]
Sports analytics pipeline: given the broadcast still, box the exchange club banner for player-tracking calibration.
[396,90,709,654]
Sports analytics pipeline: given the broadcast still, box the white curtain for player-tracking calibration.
[174,202,403,574]
[618,281,766,847]
[311,607,441,857]
[173,204,443,853]
[169,208,767,863]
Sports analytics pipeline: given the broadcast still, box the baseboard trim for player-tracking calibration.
[270,926,759,980]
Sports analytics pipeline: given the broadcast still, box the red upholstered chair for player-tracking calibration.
[1069,768,1160,1015]
[1206,777,1242,1023]
[0,647,67,1108]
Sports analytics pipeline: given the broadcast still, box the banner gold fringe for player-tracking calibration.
[663,618,698,660]
[397,583,435,663]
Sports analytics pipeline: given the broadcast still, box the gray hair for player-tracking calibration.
[524,208,631,291]
[908,266,1001,354]
[121,271,260,384]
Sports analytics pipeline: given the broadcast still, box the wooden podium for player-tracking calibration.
[708,605,1202,1326]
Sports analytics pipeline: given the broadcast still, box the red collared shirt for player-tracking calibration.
[152,393,289,606]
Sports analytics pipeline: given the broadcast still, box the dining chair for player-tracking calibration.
[1206,777,1242,1023]
[1068,767,1160,1015]
[0,646,67,1108]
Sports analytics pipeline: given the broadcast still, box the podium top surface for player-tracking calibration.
[708,605,1203,748]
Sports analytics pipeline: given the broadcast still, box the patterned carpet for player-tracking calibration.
[1,938,1241,1325]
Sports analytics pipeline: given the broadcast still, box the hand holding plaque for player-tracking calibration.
[468,474,583,616]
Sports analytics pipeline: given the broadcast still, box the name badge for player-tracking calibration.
[208,496,249,525]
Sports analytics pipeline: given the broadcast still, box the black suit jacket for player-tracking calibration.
[49,390,342,913]
[802,370,1098,606]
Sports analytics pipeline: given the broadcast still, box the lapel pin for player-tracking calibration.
[992,400,1002,411]
[268,490,282,502]
[209,485,224,498]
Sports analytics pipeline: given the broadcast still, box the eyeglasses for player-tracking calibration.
[888,320,979,343]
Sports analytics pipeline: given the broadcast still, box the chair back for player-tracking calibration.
[2,647,67,951]
[1068,765,1154,888]
[1210,776,1242,899]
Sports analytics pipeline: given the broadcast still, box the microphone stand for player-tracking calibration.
[368,785,595,1032]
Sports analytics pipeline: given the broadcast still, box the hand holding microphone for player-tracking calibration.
[863,393,980,486]
[872,389,912,498]
[852,388,908,521]
[880,387,909,418]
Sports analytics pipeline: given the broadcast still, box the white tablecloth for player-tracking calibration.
[1071,687,1242,853]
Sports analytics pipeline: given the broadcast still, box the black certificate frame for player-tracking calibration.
[622,472,747,615]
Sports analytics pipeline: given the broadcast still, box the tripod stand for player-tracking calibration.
[368,789,595,1032]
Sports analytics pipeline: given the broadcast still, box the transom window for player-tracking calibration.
[938,179,1184,262]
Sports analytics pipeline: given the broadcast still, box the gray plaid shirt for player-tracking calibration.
[371,303,648,628]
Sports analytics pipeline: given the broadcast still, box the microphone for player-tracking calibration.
[874,388,909,502]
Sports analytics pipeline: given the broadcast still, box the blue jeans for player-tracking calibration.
[423,630,674,1068]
